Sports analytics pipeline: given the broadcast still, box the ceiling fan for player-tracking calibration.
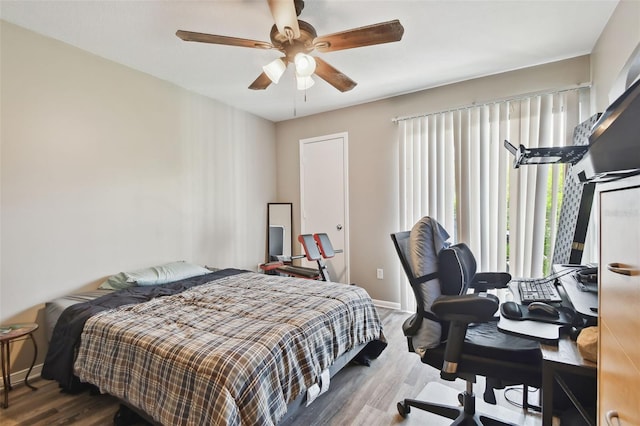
[176,0,404,92]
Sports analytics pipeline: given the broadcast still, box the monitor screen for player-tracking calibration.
[269,225,285,260]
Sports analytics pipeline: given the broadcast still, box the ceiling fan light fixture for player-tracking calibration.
[296,74,315,90]
[263,58,287,84]
[177,3,404,93]
[294,52,316,77]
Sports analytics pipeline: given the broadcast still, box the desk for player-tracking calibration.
[497,283,563,343]
[541,336,596,426]
[553,265,598,321]
[496,266,598,425]
[543,267,598,426]
[0,323,38,409]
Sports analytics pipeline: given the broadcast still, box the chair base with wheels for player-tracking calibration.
[397,381,518,426]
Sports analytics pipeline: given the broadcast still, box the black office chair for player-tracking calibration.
[392,217,542,425]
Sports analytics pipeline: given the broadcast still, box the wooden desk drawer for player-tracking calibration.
[598,183,640,424]
[598,320,640,425]
[599,267,640,369]
[599,185,640,370]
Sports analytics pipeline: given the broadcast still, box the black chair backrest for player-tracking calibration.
[392,229,479,340]
[391,231,428,335]
[391,231,417,282]
[438,243,477,296]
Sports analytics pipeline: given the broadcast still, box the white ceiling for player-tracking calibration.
[0,0,618,122]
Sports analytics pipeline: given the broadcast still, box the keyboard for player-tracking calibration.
[517,279,562,304]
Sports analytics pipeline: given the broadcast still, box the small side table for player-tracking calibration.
[0,323,39,409]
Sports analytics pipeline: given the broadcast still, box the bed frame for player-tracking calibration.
[44,269,386,425]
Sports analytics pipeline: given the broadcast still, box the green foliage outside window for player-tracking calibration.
[543,164,565,274]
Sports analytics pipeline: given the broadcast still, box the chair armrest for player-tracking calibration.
[471,272,511,291]
[431,293,500,381]
[431,293,499,323]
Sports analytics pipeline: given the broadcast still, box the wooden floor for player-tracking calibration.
[1,308,542,425]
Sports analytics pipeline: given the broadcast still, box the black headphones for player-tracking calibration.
[576,267,598,284]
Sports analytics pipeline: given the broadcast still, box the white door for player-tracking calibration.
[299,133,349,283]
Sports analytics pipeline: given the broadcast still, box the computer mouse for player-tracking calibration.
[527,302,560,318]
[500,301,523,319]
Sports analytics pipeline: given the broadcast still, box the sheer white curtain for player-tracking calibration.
[397,88,589,311]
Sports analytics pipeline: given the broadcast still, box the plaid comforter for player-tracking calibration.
[73,272,385,425]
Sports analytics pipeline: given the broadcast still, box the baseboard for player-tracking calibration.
[372,299,401,310]
[0,363,42,391]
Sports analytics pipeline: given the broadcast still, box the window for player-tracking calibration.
[397,88,590,311]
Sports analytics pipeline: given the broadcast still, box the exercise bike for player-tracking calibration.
[260,233,340,282]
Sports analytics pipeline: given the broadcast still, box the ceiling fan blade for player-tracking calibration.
[267,0,300,40]
[249,72,273,90]
[176,30,273,49]
[313,57,357,92]
[314,19,404,53]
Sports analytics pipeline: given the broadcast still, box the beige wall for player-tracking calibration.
[1,21,276,370]
[275,56,591,305]
[276,0,639,307]
[591,0,640,110]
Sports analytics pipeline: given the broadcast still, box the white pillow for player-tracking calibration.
[99,261,210,289]
[98,272,133,290]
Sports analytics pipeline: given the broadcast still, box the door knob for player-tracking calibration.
[336,224,343,231]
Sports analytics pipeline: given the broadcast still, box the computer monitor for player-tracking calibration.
[268,225,285,261]
[552,114,600,266]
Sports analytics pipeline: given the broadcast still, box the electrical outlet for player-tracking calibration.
[376,268,384,280]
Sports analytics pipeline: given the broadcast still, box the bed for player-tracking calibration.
[42,267,386,425]
[44,289,113,342]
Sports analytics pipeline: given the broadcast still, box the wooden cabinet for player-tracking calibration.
[598,176,640,425]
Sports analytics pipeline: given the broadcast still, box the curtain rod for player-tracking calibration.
[391,83,591,124]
